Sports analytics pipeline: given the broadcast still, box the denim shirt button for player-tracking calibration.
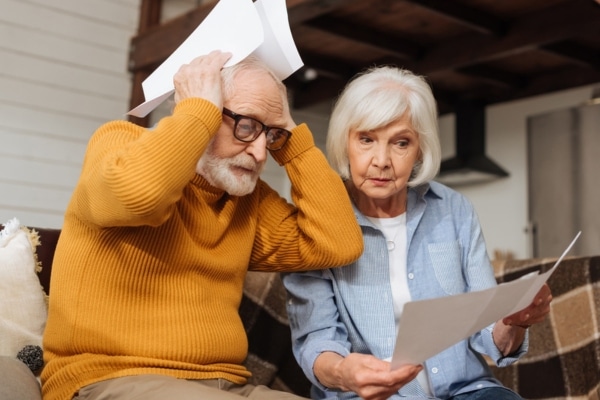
[431,367,439,374]
[408,273,415,280]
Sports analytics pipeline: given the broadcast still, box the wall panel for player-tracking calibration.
[0,0,140,228]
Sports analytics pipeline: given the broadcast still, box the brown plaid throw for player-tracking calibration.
[240,271,311,396]
[239,256,600,399]
[491,256,600,400]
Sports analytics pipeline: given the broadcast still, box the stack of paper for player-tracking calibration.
[128,0,304,118]
[390,231,581,369]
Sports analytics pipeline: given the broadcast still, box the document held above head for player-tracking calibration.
[390,231,581,370]
[128,0,303,118]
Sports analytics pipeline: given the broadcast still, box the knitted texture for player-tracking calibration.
[41,98,362,400]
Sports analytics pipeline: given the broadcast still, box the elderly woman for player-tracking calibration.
[282,66,552,400]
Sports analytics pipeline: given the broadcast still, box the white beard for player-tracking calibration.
[196,145,265,196]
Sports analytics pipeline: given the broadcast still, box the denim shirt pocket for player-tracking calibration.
[428,240,465,295]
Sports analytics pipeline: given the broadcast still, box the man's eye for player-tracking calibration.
[238,120,257,134]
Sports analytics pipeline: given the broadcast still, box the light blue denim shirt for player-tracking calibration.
[282,181,527,399]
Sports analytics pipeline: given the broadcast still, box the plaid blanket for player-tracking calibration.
[240,271,311,396]
[491,256,600,400]
[238,256,600,399]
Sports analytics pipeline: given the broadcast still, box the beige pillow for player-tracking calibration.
[0,218,47,374]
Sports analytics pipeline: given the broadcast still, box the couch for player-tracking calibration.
[2,225,599,399]
[0,224,312,399]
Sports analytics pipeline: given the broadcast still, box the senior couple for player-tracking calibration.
[33,50,551,400]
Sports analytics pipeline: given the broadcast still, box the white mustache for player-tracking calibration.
[232,159,259,172]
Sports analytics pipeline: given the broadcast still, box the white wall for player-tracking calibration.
[0,0,140,228]
[438,85,596,259]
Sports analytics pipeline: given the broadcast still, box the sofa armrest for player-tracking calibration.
[29,228,60,295]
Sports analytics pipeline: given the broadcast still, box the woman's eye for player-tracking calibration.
[396,139,409,148]
[359,136,373,144]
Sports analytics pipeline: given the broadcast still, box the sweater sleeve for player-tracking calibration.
[72,99,221,228]
[250,123,364,271]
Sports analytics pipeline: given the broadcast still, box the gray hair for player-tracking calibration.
[326,66,441,186]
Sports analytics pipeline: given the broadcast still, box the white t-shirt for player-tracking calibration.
[366,214,432,396]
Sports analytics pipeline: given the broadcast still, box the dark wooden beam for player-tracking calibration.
[128,0,360,73]
[503,66,600,102]
[128,2,217,72]
[404,0,506,36]
[541,41,600,70]
[128,0,162,126]
[294,50,359,80]
[410,0,600,74]
[458,65,527,89]
[289,76,346,109]
[454,66,600,106]
[305,15,422,60]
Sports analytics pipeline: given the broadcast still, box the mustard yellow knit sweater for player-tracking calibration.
[41,99,363,400]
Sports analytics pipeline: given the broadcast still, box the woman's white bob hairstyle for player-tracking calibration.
[326,66,442,187]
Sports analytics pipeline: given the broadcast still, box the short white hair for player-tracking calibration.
[221,55,289,114]
[326,66,441,186]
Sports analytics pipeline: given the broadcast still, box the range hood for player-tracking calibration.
[437,100,509,186]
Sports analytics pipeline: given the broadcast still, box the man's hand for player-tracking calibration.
[314,352,422,400]
[173,50,232,108]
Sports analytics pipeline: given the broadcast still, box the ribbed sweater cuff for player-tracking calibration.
[270,123,315,166]
[173,98,222,135]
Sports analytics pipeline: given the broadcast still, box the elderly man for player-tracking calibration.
[41,51,363,400]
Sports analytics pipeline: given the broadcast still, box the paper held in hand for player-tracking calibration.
[390,231,582,370]
[128,0,304,118]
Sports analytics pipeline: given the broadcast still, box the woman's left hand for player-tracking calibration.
[502,283,553,328]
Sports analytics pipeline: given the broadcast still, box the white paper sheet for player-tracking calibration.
[128,0,303,118]
[390,231,581,370]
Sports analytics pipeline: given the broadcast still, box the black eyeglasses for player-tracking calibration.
[222,108,292,151]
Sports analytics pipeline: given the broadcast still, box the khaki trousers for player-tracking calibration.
[0,356,42,400]
[74,375,309,400]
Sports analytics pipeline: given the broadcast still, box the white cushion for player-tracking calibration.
[0,218,47,365]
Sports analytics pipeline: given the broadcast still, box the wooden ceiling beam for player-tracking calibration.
[457,66,600,106]
[458,65,527,89]
[128,0,361,73]
[128,2,217,72]
[294,50,362,80]
[509,66,600,101]
[406,0,600,74]
[128,0,162,126]
[404,0,505,36]
[305,15,422,60]
[289,76,346,109]
[541,42,600,70]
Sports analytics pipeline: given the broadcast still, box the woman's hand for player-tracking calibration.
[314,352,422,400]
[494,283,552,355]
[503,283,552,328]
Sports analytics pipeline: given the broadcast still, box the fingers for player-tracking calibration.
[340,355,421,400]
[503,284,553,327]
[173,50,232,106]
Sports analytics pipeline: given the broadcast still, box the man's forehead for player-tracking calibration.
[226,77,286,126]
